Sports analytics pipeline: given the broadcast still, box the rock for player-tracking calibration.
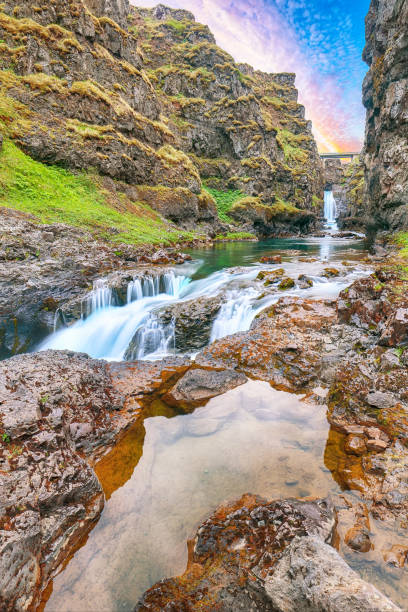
[257,268,285,284]
[0,350,197,610]
[380,350,401,371]
[380,308,408,347]
[278,277,295,290]
[136,495,400,611]
[362,0,408,232]
[157,296,223,352]
[366,439,388,452]
[260,255,282,264]
[366,391,395,410]
[164,367,247,409]
[345,435,367,456]
[266,535,398,611]
[298,274,313,289]
[323,267,340,277]
[197,298,336,392]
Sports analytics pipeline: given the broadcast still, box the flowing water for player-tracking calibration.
[40,235,367,360]
[324,190,338,231]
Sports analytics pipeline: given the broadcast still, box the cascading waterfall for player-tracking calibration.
[83,279,115,317]
[40,261,364,362]
[210,289,260,342]
[324,191,338,226]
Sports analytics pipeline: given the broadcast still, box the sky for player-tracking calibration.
[132,0,371,152]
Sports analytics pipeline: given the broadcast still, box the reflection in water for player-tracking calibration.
[45,381,334,612]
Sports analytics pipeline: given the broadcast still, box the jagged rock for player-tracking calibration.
[278,277,295,290]
[158,296,223,351]
[362,0,408,232]
[298,274,313,289]
[266,535,397,611]
[136,495,400,611]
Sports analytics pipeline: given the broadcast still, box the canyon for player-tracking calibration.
[1,0,408,611]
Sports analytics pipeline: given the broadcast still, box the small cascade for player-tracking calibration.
[127,271,189,303]
[83,280,114,318]
[127,315,175,361]
[210,289,259,342]
[324,191,338,229]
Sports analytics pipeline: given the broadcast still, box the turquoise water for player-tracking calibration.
[188,236,366,279]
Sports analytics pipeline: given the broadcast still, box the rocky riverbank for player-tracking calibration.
[1,245,408,610]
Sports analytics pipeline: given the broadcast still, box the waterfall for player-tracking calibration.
[83,279,115,317]
[324,191,337,225]
[127,315,176,360]
[127,272,189,303]
[210,289,259,341]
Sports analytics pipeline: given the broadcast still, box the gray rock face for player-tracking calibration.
[0,350,127,610]
[158,296,223,351]
[265,535,401,612]
[164,367,247,408]
[362,0,408,232]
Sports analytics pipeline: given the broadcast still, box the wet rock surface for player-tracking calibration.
[164,367,247,409]
[158,296,223,351]
[0,350,196,610]
[136,495,400,611]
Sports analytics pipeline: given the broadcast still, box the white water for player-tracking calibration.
[40,252,369,361]
[324,190,338,231]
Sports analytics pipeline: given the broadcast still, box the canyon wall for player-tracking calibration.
[0,0,323,236]
[363,0,408,232]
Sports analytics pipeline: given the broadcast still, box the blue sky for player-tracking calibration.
[134,0,371,151]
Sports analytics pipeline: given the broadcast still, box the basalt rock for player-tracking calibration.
[158,295,223,352]
[136,495,400,611]
[196,297,336,391]
[362,0,408,232]
[0,350,199,610]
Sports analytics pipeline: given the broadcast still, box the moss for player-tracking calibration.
[0,139,196,246]
[203,186,244,222]
[214,232,256,241]
[21,72,66,94]
[66,119,114,140]
[276,128,309,164]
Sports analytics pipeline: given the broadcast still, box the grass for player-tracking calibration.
[0,140,196,246]
[203,186,244,222]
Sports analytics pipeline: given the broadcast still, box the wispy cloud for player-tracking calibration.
[132,0,369,152]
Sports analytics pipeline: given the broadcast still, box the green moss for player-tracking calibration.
[164,18,188,33]
[214,232,256,241]
[203,186,244,222]
[276,128,308,164]
[0,140,196,246]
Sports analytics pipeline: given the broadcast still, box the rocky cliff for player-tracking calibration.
[363,0,408,233]
[0,0,323,238]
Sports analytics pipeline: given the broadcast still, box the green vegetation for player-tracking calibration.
[203,186,244,222]
[276,129,309,164]
[214,232,256,241]
[0,140,196,245]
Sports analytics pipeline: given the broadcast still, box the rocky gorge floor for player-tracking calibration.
[1,237,408,611]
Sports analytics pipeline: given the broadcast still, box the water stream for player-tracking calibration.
[40,235,367,360]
